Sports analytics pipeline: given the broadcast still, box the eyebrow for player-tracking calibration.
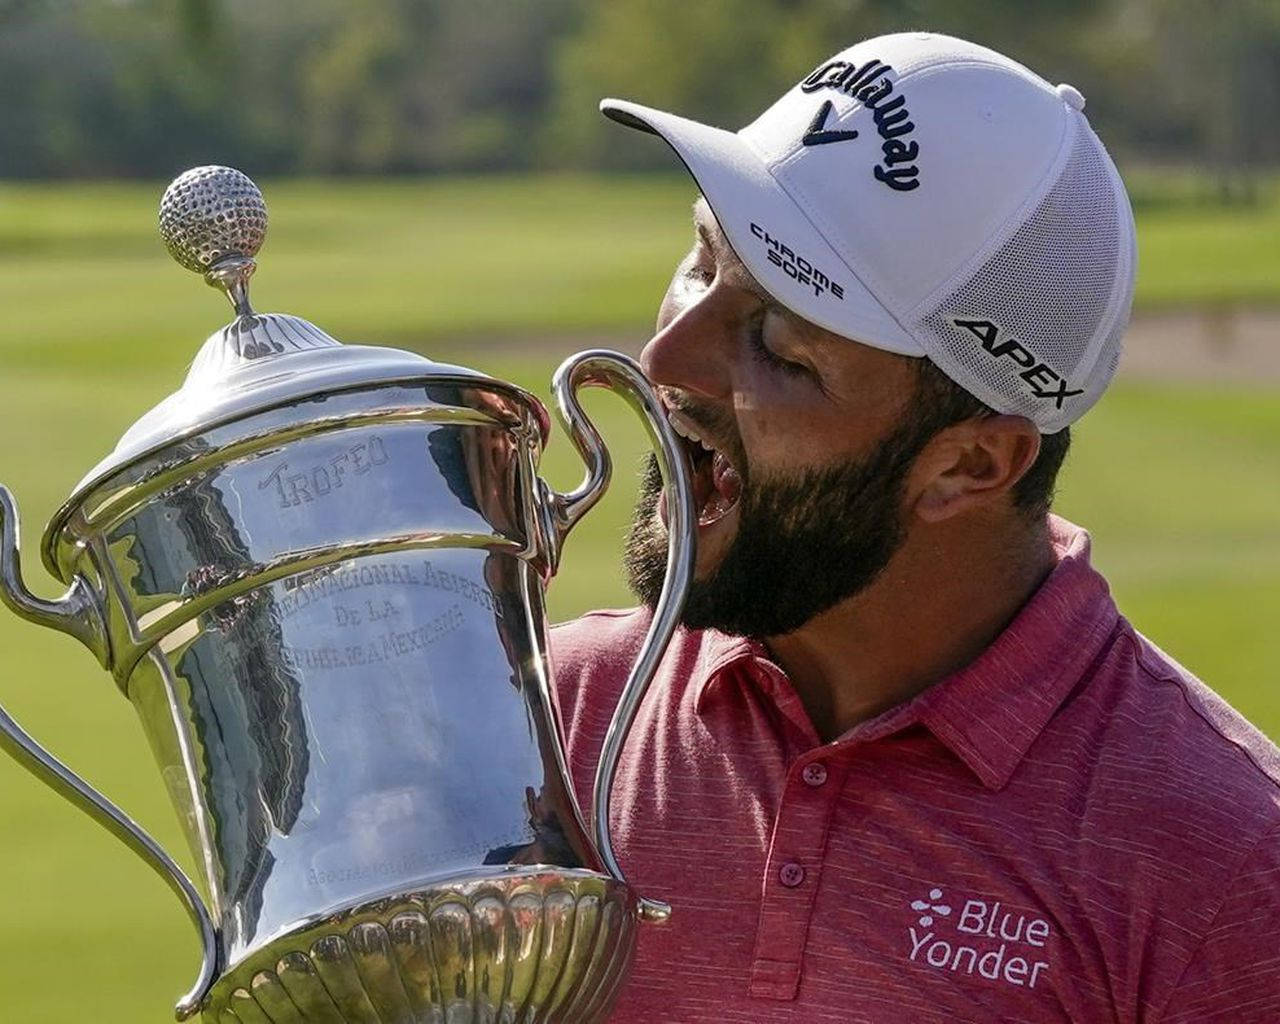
[692,201,814,335]
[692,203,774,305]
[692,207,730,265]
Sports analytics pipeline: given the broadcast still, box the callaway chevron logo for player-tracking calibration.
[802,100,860,146]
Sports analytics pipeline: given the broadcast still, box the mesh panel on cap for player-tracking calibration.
[917,119,1126,432]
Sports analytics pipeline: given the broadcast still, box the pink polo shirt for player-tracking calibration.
[550,518,1280,1022]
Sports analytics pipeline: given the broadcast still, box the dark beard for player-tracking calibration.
[623,409,940,638]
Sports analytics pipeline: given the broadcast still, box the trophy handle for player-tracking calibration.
[0,485,220,1020]
[549,349,695,924]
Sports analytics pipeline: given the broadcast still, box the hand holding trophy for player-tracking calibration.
[0,166,694,1023]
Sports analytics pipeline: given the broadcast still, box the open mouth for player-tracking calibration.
[665,411,744,528]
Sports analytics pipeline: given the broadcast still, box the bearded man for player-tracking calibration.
[550,32,1280,1024]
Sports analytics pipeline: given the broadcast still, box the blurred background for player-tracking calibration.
[0,0,1277,1020]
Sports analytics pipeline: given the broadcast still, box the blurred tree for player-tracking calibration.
[176,0,218,47]
[297,0,574,173]
[298,0,414,173]
[543,0,1112,168]
[0,0,1274,182]
[545,0,815,166]
[1140,0,1280,200]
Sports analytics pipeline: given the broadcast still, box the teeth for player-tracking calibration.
[670,414,716,453]
[671,417,700,443]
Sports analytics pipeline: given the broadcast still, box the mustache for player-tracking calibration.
[660,389,745,469]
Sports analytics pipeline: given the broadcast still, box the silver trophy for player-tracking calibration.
[0,166,694,1023]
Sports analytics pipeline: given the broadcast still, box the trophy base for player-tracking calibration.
[203,868,638,1024]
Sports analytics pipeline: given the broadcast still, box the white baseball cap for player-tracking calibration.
[602,32,1137,432]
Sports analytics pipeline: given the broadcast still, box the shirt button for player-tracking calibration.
[779,862,806,888]
[801,762,828,787]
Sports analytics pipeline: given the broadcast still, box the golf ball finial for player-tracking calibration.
[159,165,266,315]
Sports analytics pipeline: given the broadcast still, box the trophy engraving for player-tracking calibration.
[259,435,393,509]
[0,167,695,1022]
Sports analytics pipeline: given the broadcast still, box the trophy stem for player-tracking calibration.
[205,255,257,317]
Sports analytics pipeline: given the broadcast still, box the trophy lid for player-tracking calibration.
[71,166,543,498]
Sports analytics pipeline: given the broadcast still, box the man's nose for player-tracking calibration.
[639,295,733,401]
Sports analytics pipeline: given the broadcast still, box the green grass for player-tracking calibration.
[1137,207,1280,309]
[0,176,694,379]
[0,175,1277,1021]
[0,173,1278,378]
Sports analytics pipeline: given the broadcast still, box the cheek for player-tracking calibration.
[734,401,843,472]
[732,381,905,473]
[729,367,833,460]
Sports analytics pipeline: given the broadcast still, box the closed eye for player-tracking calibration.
[748,308,811,379]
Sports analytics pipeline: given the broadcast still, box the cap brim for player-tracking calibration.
[601,98,921,356]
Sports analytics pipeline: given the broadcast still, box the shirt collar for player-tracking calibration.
[913,517,1118,789]
[692,516,1119,790]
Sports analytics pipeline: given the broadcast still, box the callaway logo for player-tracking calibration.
[800,57,921,192]
[907,886,1052,991]
[802,100,859,146]
[953,318,1084,409]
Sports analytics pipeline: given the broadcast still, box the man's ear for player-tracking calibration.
[911,416,1041,522]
